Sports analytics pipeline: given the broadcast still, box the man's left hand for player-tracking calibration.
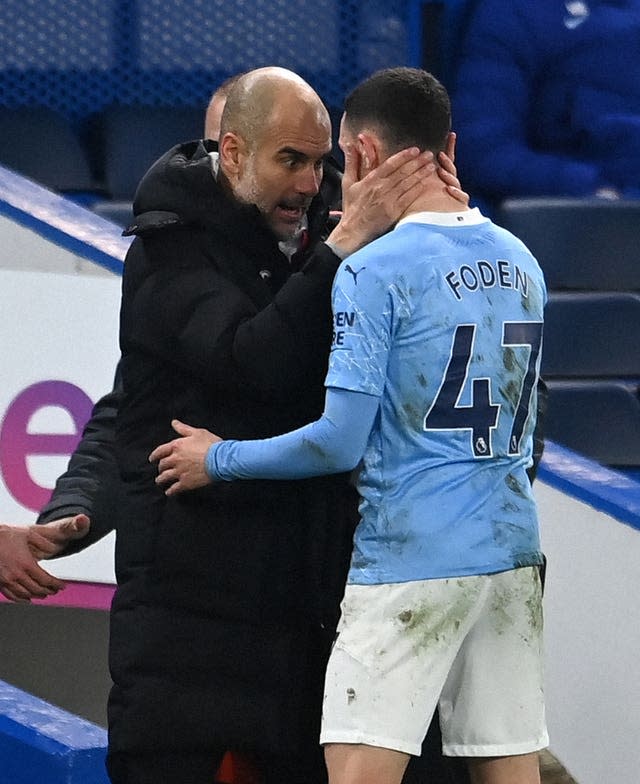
[150,419,221,495]
[438,132,470,206]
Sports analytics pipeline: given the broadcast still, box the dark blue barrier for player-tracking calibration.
[0,680,108,784]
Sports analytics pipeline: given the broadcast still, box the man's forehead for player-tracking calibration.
[264,120,331,155]
[274,140,331,159]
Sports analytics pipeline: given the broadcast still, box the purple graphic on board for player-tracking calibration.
[0,380,94,511]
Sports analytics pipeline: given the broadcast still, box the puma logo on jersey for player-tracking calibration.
[345,264,366,285]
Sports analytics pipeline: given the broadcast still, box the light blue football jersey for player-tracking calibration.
[326,209,547,584]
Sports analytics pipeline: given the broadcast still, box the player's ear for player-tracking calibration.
[357,132,381,173]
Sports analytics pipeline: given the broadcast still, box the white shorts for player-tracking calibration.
[320,567,548,757]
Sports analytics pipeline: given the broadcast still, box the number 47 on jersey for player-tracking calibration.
[424,322,543,459]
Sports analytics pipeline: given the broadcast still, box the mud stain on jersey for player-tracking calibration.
[402,401,423,431]
[505,472,528,498]
[500,378,522,414]
[503,346,517,372]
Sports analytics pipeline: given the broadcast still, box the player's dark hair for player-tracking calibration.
[344,67,451,154]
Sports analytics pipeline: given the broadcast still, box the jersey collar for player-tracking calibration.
[396,207,486,228]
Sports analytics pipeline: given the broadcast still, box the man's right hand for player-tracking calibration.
[0,515,90,603]
[327,145,436,256]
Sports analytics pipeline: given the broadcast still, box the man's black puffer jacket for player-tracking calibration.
[108,139,358,765]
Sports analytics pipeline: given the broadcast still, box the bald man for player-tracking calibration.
[104,66,459,784]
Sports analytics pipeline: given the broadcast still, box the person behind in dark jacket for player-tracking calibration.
[104,67,468,784]
[452,0,640,209]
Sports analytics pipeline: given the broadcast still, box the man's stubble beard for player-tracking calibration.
[235,155,301,242]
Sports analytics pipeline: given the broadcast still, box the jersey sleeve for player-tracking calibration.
[325,252,392,396]
[206,388,379,481]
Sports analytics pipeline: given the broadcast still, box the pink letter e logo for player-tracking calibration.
[0,381,94,512]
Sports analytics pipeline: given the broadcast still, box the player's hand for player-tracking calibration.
[328,145,436,255]
[438,132,469,206]
[150,419,221,495]
[0,515,89,603]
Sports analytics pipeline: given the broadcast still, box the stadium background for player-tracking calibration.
[0,2,639,783]
[0,1,469,210]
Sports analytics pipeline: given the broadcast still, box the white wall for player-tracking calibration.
[536,474,640,784]
[0,167,127,584]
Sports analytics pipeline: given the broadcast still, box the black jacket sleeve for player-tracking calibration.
[125,233,344,403]
[36,363,122,555]
[213,242,344,397]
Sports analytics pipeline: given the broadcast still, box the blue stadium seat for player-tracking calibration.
[495,198,640,290]
[0,107,96,194]
[544,379,640,466]
[542,292,640,377]
[495,199,640,468]
[95,104,204,200]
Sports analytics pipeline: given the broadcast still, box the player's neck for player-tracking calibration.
[398,180,468,222]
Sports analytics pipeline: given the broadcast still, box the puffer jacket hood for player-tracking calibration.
[124,139,271,238]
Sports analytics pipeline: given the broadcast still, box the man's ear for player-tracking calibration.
[219,131,246,177]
